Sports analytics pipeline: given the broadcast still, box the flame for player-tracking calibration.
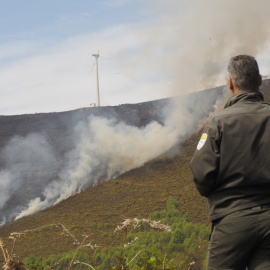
[197,122,207,135]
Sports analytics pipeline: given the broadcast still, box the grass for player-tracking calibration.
[0,200,209,269]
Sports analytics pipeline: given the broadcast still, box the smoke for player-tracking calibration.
[0,133,58,224]
[13,88,221,220]
[119,0,270,96]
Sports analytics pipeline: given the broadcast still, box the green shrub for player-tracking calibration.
[166,198,178,211]
[172,230,185,244]
[167,209,181,219]
[94,248,102,263]
[199,226,211,240]
[149,210,167,221]
[125,233,135,243]
[160,231,171,243]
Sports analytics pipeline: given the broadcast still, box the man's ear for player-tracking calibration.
[228,77,234,95]
[259,75,262,86]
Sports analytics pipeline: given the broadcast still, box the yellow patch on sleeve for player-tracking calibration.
[197,133,207,150]
[201,134,207,140]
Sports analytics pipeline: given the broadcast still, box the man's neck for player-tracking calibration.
[232,88,243,95]
[230,87,242,95]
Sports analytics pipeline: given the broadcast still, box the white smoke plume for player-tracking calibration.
[15,89,221,220]
[118,0,270,96]
[0,133,58,224]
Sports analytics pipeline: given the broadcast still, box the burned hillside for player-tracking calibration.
[1,82,269,225]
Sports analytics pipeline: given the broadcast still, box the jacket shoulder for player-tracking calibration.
[207,101,270,131]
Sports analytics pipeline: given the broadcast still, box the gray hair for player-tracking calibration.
[227,55,261,90]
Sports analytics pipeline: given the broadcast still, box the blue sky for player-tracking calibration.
[0,1,143,40]
[1,0,270,115]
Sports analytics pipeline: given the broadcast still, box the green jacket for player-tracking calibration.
[190,90,270,221]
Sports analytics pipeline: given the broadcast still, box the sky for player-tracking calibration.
[1,0,270,115]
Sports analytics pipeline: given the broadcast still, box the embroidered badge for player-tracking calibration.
[197,133,207,150]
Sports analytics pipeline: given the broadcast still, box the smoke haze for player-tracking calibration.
[119,0,270,97]
[0,133,58,223]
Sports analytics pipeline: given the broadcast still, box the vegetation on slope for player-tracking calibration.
[1,198,210,269]
[0,130,209,265]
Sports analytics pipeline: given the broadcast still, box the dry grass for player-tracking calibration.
[114,218,172,234]
[0,234,26,270]
[0,222,101,270]
[0,218,174,270]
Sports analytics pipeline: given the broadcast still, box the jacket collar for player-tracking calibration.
[224,91,264,108]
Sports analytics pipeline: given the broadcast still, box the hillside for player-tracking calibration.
[0,81,270,265]
[0,132,205,260]
[0,86,222,225]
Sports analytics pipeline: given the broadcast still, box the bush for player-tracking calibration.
[172,230,185,244]
[166,198,178,211]
[199,226,211,240]
[160,231,171,243]
[167,243,184,254]
[183,223,194,237]
[94,248,102,263]
[125,233,135,243]
[149,210,166,221]
[149,211,161,220]
[167,209,181,219]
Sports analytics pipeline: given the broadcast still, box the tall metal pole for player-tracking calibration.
[92,54,100,107]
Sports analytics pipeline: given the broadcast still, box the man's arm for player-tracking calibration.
[190,126,220,197]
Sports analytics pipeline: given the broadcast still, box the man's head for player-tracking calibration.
[227,55,262,94]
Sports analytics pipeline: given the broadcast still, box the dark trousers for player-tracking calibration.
[207,207,270,270]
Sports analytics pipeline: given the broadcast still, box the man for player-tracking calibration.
[190,55,270,270]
